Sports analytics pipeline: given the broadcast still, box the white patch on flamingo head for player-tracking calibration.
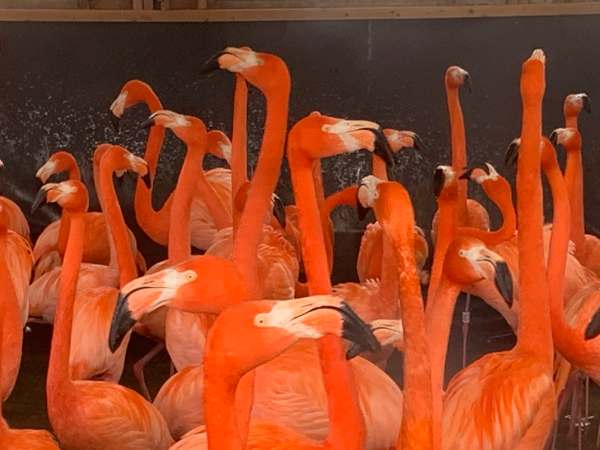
[357,175,383,208]
[110,91,128,118]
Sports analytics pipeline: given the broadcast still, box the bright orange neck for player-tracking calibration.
[563,142,585,262]
[322,185,358,272]
[232,75,248,231]
[56,158,82,256]
[374,182,434,450]
[372,154,388,180]
[446,84,468,224]
[232,85,290,298]
[515,58,552,366]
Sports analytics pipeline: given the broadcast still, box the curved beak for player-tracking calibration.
[337,302,380,358]
[463,73,472,94]
[583,95,592,114]
[31,186,48,214]
[493,261,513,307]
[201,51,227,76]
[549,130,559,148]
[140,116,155,130]
[504,140,520,168]
[412,133,426,152]
[371,127,395,168]
[459,167,475,181]
[108,290,137,352]
[141,172,152,189]
[584,308,600,340]
[110,113,121,133]
[432,168,445,198]
[272,195,286,228]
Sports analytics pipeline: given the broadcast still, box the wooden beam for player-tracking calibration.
[0,2,599,21]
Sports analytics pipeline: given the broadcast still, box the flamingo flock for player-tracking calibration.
[0,45,597,450]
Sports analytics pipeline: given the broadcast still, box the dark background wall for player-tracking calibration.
[0,16,599,262]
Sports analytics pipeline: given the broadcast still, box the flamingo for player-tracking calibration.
[0,205,58,449]
[32,150,146,281]
[110,113,404,449]
[0,162,30,243]
[110,79,233,251]
[42,179,173,450]
[441,49,556,449]
[169,295,378,449]
[355,176,434,449]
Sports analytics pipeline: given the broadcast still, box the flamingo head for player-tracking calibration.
[564,93,591,117]
[550,127,582,153]
[444,236,513,306]
[383,129,425,153]
[459,163,500,185]
[32,180,88,214]
[109,79,157,131]
[446,66,471,92]
[206,130,232,164]
[208,295,379,375]
[356,175,384,221]
[201,46,290,93]
[141,110,207,147]
[109,255,248,352]
[100,145,148,184]
[36,150,77,183]
[432,165,456,198]
[289,112,394,166]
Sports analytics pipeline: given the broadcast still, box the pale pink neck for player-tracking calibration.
[372,154,388,180]
[233,87,289,298]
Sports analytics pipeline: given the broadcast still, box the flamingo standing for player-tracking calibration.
[111,113,404,449]
[43,178,173,450]
[0,204,59,449]
[110,79,233,251]
[441,49,556,449]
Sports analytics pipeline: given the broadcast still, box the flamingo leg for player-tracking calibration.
[132,341,165,401]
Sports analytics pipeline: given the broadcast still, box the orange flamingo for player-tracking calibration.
[0,206,58,449]
[170,296,378,449]
[110,79,233,251]
[111,113,404,449]
[0,162,30,243]
[356,176,434,449]
[43,179,173,450]
[32,150,145,281]
[441,49,556,449]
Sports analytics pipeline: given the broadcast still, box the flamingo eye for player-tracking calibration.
[459,250,466,257]
[184,271,196,281]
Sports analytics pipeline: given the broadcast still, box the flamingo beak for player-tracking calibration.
[140,116,155,130]
[432,167,445,198]
[494,261,513,308]
[459,167,475,181]
[200,51,227,76]
[371,128,395,168]
[504,140,520,168]
[412,133,426,152]
[549,130,559,148]
[463,73,472,94]
[31,186,48,214]
[583,95,592,114]
[272,195,286,228]
[109,290,137,352]
[338,302,381,358]
[584,308,600,340]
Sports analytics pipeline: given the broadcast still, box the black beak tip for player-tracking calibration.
[413,134,426,152]
[340,302,380,355]
[504,142,519,168]
[200,51,226,76]
[583,96,592,114]
[31,188,47,215]
[459,167,475,181]
[494,261,514,308]
[272,196,286,229]
[141,172,152,189]
[140,118,154,131]
[108,294,136,353]
[463,74,472,94]
[356,203,371,222]
[110,113,121,133]
[549,132,558,147]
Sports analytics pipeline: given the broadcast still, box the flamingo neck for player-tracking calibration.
[99,162,137,285]
[515,60,552,366]
[458,182,515,246]
[375,182,434,450]
[232,75,248,231]
[378,231,399,314]
[322,185,358,272]
[55,161,82,255]
[372,154,388,180]
[168,140,211,263]
[428,187,458,300]
[47,212,84,409]
[446,86,468,224]
[563,145,585,261]
[233,87,289,298]
[288,147,365,449]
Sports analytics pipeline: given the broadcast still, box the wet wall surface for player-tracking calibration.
[1,16,600,264]
[1,16,600,447]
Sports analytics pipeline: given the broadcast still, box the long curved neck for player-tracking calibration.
[323,185,358,272]
[543,141,583,359]
[133,92,170,246]
[232,75,248,231]
[47,212,84,404]
[375,183,433,450]
[563,145,585,261]
[288,145,365,450]
[458,182,515,246]
[56,162,82,255]
[428,187,458,300]
[168,140,210,263]
[378,231,400,314]
[446,84,468,224]
[515,60,552,366]
[372,154,388,180]
[99,160,138,285]
[233,86,289,298]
